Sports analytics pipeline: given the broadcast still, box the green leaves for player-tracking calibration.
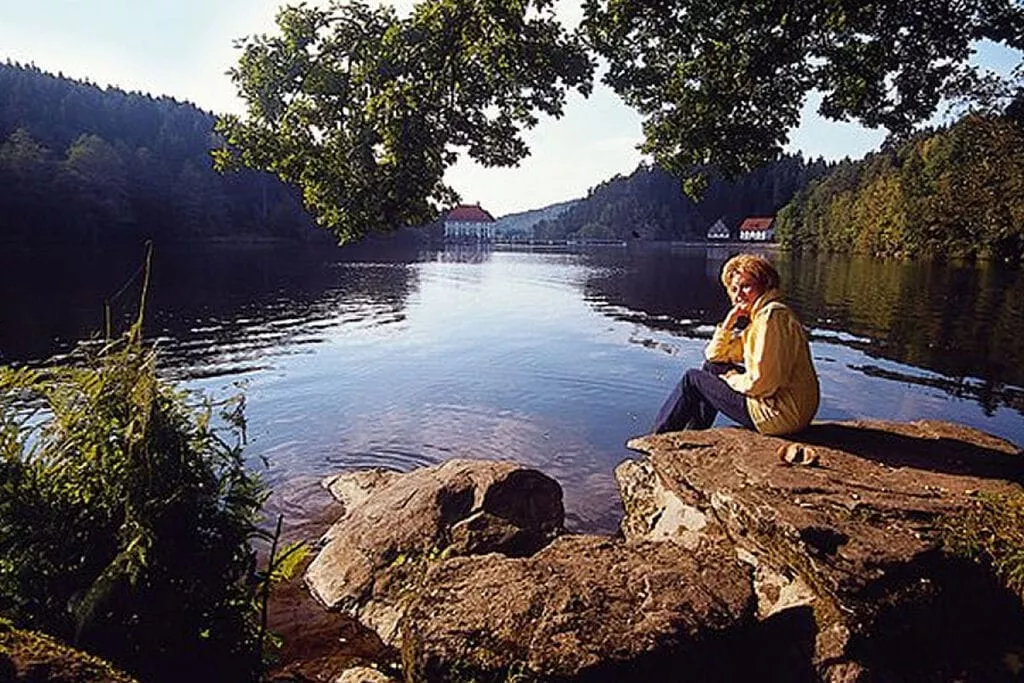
[216,0,1022,227]
[776,112,1024,262]
[215,0,593,244]
[945,491,1024,603]
[583,0,1024,195]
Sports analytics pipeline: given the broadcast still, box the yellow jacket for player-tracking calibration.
[704,289,819,435]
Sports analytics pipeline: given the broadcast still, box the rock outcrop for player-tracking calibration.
[401,534,755,681]
[306,459,565,644]
[307,459,764,681]
[623,419,1024,681]
[0,619,137,683]
[307,420,1024,682]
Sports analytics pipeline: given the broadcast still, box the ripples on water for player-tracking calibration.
[2,244,1022,533]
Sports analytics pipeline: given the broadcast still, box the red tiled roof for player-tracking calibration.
[446,204,496,223]
[739,217,774,230]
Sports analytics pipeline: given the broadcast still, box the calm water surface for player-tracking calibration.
[3,244,1023,532]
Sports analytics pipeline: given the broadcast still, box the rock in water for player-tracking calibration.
[306,459,565,644]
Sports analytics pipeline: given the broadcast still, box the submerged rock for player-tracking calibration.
[623,419,1024,681]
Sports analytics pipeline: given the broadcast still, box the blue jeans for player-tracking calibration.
[652,361,756,433]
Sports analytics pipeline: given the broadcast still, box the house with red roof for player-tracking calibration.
[738,217,775,242]
[443,203,497,242]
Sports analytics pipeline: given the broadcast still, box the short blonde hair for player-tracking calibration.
[720,254,780,292]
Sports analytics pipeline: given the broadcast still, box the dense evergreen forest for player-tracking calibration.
[776,103,1024,263]
[0,62,326,246]
[5,61,1023,263]
[533,156,830,241]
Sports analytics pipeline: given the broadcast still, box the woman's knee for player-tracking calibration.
[700,361,730,376]
[683,367,704,386]
[703,360,743,376]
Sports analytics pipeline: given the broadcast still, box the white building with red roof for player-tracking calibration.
[738,216,775,241]
[443,203,497,242]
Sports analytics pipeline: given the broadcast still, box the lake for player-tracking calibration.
[2,243,1023,533]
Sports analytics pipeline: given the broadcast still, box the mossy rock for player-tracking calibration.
[0,619,137,683]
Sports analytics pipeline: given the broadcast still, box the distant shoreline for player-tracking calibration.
[488,240,780,251]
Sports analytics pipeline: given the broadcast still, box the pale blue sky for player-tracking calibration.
[1,0,1019,216]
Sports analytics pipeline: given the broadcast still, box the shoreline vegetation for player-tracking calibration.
[776,113,1024,264]
[0,298,307,682]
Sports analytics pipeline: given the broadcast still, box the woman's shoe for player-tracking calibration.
[777,442,819,466]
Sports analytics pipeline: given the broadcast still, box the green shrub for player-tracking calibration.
[0,322,271,682]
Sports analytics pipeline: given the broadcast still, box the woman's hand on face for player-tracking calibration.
[723,303,749,330]
[726,272,763,327]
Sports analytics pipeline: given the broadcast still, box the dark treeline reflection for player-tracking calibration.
[581,246,1024,416]
[779,253,1024,415]
[0,243,420,373]
[581,246,735,336]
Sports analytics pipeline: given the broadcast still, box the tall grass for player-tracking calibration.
[0,251,290,681]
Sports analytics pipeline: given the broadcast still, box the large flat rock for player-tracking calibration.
[623,419,1024,680]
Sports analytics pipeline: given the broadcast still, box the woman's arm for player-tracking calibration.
[723,308,791,397]
[705,304,747,363]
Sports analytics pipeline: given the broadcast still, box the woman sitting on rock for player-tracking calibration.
[652,253,819,436]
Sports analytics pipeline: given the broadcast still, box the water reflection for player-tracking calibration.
[582,247,730,337]
[431,243,495,264]
[152,256,417,380]
[4,243,1023,536]
[778,254,1024,416]
[0,244,420,376]
[237,246,639,532]
[581,246,1024,418]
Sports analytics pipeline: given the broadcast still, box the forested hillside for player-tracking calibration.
[776,106,1024,263]
[0,62,325,246]
[494,199,579,239]
[534,156,829,241]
